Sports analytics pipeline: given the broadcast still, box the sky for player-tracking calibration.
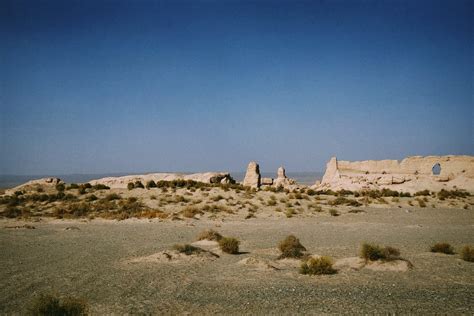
[0,0,472,175]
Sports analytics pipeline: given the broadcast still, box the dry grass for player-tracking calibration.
[219,237,240,254]
[196,229,223,241]
[278,235,306,259]
[181,206,203,218]
[300,256,337,275]
[430,243,455,255]
[360,243,400,262]
[28,293,88,316]
[461,246,474,262]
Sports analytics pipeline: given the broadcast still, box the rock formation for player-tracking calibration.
[315,155,474,193]
[243,161,261,188]
[89,172,235,189]
[274,166,297,189]
[5,177,63,195]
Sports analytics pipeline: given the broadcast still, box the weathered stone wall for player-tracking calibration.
[317,155,474,193]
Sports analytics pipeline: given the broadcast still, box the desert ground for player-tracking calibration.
[1,182,473,314]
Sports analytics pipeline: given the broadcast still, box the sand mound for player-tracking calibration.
[364,259,411,272]
[334,257,366,271]
[237,257,278,271]
[127,249,219,264]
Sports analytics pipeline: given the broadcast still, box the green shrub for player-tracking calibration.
[86,194,98,202]
[430,243,454,255]
[360,243,400,262]
[437,189,470,200]
[134,181,144,189]
[300,256,337,275]
[104,193,121,201]
[127,182,135,190]
[146,180,157,189]
[461,246,474,262]
[414,190,430,196]
[173,244,203,255]
[28,293,88,316]
[55,183,65,192]
[219,237,240,254]
[196,229,223,241]
[278,235,306,259]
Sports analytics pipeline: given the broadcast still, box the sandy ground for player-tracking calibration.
[1,204,473,314]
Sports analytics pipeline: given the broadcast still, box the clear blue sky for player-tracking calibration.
[1,0,472,175]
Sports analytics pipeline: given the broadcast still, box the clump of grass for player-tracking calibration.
[267,199,277,206]
[146,180,157,189]
[300,256,337,275]
[211,194,225,202]
[219,237,240,254]
[414,190,430,196]
[55,183,65,192]
[104,193,121,201]
[173,244,203,255]
[329,209,339,216]
[285,209,295,218]
[437,189,470,200]
[196,229,223,241]
[127,182,135,190]
[360,243,400,262]
[278,235,306,259]
[430,243,454,255]
[28,293,88,316]
[461,246,474,262]
[328,197,362,207]
[416,198,427,208]
[181,206,203,218]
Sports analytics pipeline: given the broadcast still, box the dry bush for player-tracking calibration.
[181,206,203,218]
[278,235,306,259]
[173,244,203,255]
[328,197,362,207]
[104,193,121,201]
[267,199,277,206]
[300,256,337,275]
[437,189,470,200]
[202,204,233,214]
[219,237,240,254]
[211,195,225,202]
[329,209,339,216]
[416,198,427,208]
[360,243,400,262]
[285,209,295,218]
[430,243,455,255]
[196,229,223,241]
[28,293,88,316]
[461,246,474,262]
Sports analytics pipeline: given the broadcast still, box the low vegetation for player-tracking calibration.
[461,246,474,262]
[278,235,306,259]
[430,243,455,255]
[328,197,362,207]
[219,237,240,254]
[173,244,203,255]
[196,229,223,241]
[28,293,88,316]
[300,256,337,275]
[360,243,400,262]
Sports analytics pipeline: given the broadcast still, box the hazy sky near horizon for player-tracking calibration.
[1,0,473,175]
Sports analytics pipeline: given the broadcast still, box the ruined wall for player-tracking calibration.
[317,155,474,193]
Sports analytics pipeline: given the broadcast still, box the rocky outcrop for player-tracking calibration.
[89,172,234,189]
[274,166,297,189]
[315,155,474,193]
[243,162,261,188]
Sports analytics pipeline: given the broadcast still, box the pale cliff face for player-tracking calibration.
[317,155,474,193]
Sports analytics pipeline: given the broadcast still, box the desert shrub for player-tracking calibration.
[202,204,232,214]
[400,192,411,197]
[29,293,87,316]
[328,197,361,207]
[306,189,316,196]
[285,209,295,218]
[360,243,400,262]
[414,190,430,196]
[86,194,98,202]
[55,183,65,192]
[173,244,203,255]
[68,202,90,217]
[391,197,400,203]
[196,229,223,241]
[66,183,79,190]
[336,189,353,196]
[461,246,474,262]
[2,206,22,218]
[437,189,470,200]
[145,180,157,189]
[92,184,110,190]
[134,181,144,189]
[416,198,426,208]
[380,188,399,197]
[181,206,202,218]
[104,193,121,201]
[300,256,337,275]
[211,195,224,202]
[430,243,455,255]
[278,235,306,259]
[219,237,240,254]
[309,204,322,212]
[127,182,134,190]
[329,209,339,216]
[267,199,277,206]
